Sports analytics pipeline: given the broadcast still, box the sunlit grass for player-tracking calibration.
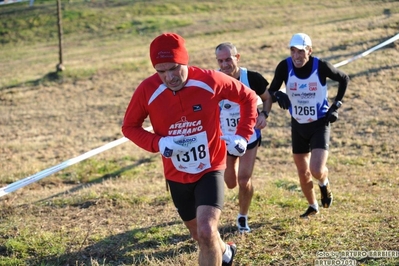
[0,0,398,265]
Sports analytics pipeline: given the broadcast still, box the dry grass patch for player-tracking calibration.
[1,0,399,265]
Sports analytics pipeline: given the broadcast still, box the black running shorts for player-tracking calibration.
[291,117,330,154]
[167,170,225,221]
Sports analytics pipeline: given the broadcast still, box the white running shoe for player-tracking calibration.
[237,215,250,233]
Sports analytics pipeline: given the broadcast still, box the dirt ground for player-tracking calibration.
[1,71,137,180]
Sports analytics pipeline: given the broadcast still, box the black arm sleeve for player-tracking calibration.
[319,59,350,102]
[268,60,288,94]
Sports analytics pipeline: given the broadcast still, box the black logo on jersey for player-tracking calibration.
[193,105,202,112]
[163,147,173,157]
[224,103,232,109]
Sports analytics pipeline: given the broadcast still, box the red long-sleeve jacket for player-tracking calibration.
[122,66,258,184]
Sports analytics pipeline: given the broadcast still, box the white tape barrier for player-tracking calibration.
[333,33,399,68]
[0,0,34,6]
[1,33,398,198]
[0,127,151,197]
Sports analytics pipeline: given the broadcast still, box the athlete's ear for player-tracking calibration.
[307,47,313,55]
[235,53,241,61]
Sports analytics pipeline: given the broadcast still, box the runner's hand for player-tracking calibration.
[158,135,190,158]
[325,106,339,124]
[220,135,247,157]
[274,91,291,110]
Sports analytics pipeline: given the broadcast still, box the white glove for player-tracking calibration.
[158,135,190,158]
[220,135,247,157]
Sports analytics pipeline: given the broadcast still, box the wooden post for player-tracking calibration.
[56,0,65,71]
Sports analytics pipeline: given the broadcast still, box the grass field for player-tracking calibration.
[0,0,398,265]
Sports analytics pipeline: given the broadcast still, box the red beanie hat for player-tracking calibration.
[150,33,189,67]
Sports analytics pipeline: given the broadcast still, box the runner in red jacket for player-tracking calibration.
[122,33,258,266]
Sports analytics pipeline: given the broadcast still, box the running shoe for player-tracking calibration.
[299,206,319,219]
[237,216,251,233]
[222,242,237,266]
[319,184,333,208]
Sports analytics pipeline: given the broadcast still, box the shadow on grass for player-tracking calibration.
[25,162,268,265]
[1,71,64,91]
[348,63,399,79]
[50,221,195,265]
[26,155,201,265]
[34,220,268,265]
[34,156,157,205]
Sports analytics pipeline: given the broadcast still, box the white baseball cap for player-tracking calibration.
[289,33,312,50]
